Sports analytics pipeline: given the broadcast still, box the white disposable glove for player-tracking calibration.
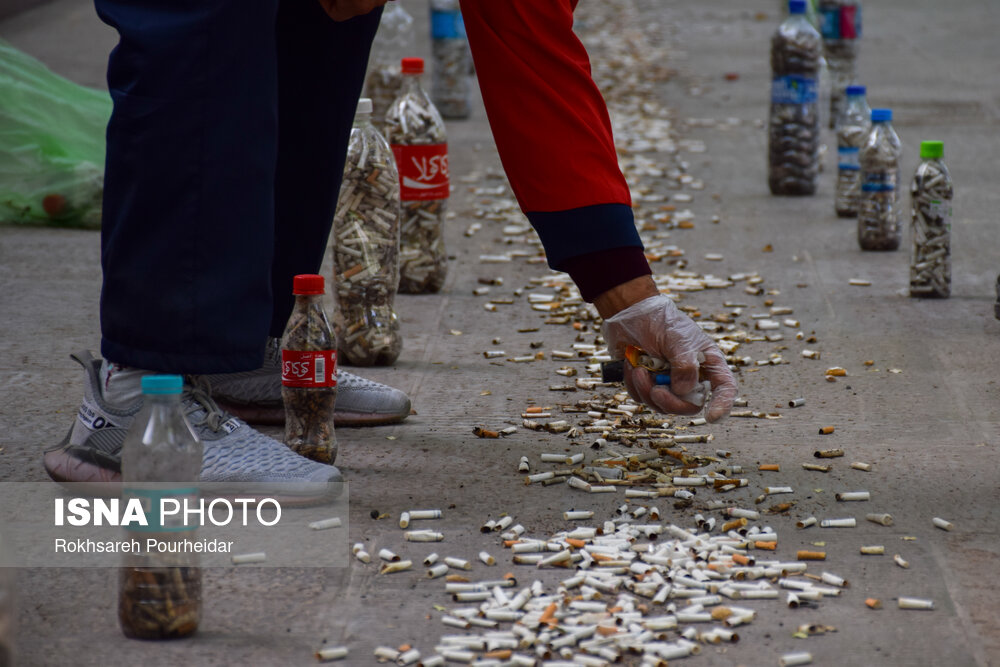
[602,294,737,422]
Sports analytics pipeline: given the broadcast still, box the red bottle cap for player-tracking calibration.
[292,274,325,295]
[401,57,424,74]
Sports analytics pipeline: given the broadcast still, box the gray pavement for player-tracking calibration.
[1,0,999,665]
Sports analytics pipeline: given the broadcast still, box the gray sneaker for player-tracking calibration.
[209,337,411,426]
[44,351,342,503]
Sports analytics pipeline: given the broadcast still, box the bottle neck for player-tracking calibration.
[401,72,423,95]
[353,113,373,129]
[145,392,182,407]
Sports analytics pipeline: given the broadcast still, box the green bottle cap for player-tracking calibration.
[141,374,184,395]
[920,141,944,159]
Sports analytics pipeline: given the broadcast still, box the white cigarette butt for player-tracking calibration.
[893,554,910,569]
[426,563,449,579]
[479,551,496,566]
[308,517,342,530]
[932,517,954,531]
[378,548,400,562]
[836,491,870,502]
[898,597,934,610]
[780,651,813,666]
[820,517,856,528]
[231,552,266,565]
[316,646,348,661]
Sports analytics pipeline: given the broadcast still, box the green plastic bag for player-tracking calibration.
[0,39,111,229]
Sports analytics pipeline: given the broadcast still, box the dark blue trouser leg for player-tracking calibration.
[97,0,380,374]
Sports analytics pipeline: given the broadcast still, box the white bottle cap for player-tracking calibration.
[356,98,373,115]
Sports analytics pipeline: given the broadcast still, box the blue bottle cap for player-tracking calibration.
[871,108,892,123]
[846,85,866,96]
[788,0,807,14]
[141,374,184,395]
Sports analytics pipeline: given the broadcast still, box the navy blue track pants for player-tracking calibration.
[96,0,380,373]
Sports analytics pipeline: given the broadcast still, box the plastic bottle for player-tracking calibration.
[119,374,203,640]
[817,0,861,128]
[281,274,338,463]
[909,141,953,298]
[385,57,450,294]
[331,99,403,366]
[430,0,472,119]
[364,3,415,123]
[857,108,902,250]
[768,0,822,196]
[834,85,870,217]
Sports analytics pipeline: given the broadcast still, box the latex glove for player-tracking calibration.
[602,294,737,422]
[318,0,388,21]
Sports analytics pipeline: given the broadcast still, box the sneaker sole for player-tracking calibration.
[44,432,343,508]
[217,401,409,427]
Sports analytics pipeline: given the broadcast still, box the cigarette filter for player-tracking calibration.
[316,646,349,661]
[898,597,934,610]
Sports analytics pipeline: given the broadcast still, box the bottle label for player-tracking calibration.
[771,76,817,105]
[837,146,860,171]
[431,8,465,39]
[819,5,861,39]
[391,143,450,200]
[281,350,338,388]
[862,171,896,192]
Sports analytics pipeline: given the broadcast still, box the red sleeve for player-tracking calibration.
[458,0,632,213]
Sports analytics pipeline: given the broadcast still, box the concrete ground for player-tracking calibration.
[1,0,998,665]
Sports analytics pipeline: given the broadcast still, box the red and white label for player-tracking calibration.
[391,143,449,200]
[281,350,337,388]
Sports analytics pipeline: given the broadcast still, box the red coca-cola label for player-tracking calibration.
[391,143,449,200]
[281,350,337,388]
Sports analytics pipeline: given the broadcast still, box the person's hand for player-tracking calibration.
[601,293,737,422]
[317,0,388,21]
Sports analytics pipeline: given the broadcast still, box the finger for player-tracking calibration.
[664,350,699,395]
[624,364,654,406]
[648,384,702,416]
[701,349,737,423]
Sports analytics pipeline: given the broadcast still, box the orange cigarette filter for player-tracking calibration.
[722,518,748,532]
[732,553,752,566]
[596,626,620,637]
[759,464,780,472]
[754,541,777,550]
[865,598,882,609]
[797,550,826,561]
[565,538,587,549]
[485,649,513,659]
[818,426,835,435]
[539,602,558,626]
[525,406,545,414]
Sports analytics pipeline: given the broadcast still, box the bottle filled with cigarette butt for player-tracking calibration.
[281,274,338,464]
[119,374,203,640]
[858,108,902,250]
[385,57,450,294]
[429,0,472,119]
[768,0,822,196]
[909,141,953,298]
[834,85,870,217]
[332,98,403,366]
[363,3,414,123]
[817,0,861,128]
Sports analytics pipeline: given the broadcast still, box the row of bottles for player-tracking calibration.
[768,0,953,299]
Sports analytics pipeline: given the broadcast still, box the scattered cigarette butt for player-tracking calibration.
[444,557,472,570]
[788,398,805,407]
[754,540,777,550]
[865,598,883,609]
[473,426,499,438]
[932,517,954,531]
[825,367,847,377]
[316,646,349,661]
[797,550,826,561]
[378,548,400,562]
[893,554,910,569]
[801,463,831,472]
[820,517,856,528]
[818,426,835,435]
[860,545,885,555]
[814,449,844,458]
[426,563,449,579]
[898,597,934,610]
[796,517,817,529]
[308,517,342,530]
[836,491,870,502]
[479,551,496,566]
[780,651,813,666]
[231,552,266,565]
[866,513,894,526]
[563,510,594,521]
[850,462,872,471]
[405,530,444,542]
[759,464,780,472]
[379,560,412,574]
[849,279,871,286]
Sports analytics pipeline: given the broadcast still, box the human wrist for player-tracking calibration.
[593,275,659,319]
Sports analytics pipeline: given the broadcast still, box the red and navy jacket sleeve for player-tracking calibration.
[459,0,652,302]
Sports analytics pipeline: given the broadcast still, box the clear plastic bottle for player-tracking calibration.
[857,108,902,250]
[834,84,870,217]
[119,374,203,640]
[364,3,415,123]
[430,0,472,119]
[281,274,338,463]
[332,99,403,366]
[818,0,861,128]
[909,141,953,298]
[768,0,822,196]
[385,57,449,294]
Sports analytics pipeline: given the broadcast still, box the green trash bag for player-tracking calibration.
[0,39,111,229]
